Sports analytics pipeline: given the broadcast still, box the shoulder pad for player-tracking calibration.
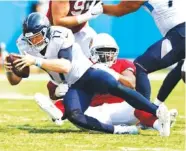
[50,26,75,49]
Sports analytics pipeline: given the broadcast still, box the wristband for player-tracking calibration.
[35,58,43,68]
[76,12,92,24]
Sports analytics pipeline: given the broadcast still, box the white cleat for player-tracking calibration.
[169,109,178,128]
[114,125,139,135]
[34,93,64,126]
[156,103,171,137]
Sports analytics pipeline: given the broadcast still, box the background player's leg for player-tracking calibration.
[134,25,185,100]
[135,64,151,100]
[154,60,184,106]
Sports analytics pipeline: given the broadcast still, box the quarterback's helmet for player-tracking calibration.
[23,12,50,52]
[90,33,119,67]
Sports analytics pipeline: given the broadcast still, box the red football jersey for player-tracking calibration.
[46,0,95,33]
[90,59,136,107]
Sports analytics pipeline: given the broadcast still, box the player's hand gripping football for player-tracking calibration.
[13,52,36,70]
[89,1,103,18]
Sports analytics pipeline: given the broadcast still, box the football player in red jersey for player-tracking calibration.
[46,0,103,58]
[36,33,177,135]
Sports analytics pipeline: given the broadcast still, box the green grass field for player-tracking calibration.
[0,75,185,151]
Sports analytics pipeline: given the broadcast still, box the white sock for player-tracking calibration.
[153,120,160,131]
[154,98,162,106]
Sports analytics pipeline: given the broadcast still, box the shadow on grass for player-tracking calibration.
[7,124,104,134]
[8,124,84,134]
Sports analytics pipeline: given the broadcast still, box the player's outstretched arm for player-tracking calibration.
[103,1,145,17]
[52,1,103,28]
[13,53,72,74]
[4,55,22,85]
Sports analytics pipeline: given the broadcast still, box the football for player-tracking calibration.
[7,54,30,78]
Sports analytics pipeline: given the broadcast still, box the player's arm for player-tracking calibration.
[120,69,136,89]
[52,0,102,28]
[105,67,135,89]
[103,1,145,17]
[39,46,73,73]
[13,47,72,74]
[4,56,22,85]
[37,58,71,73]
[118,71,135,89]
[14,55,72,74]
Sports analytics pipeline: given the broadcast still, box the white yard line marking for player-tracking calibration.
[121,147,183,151]
[0,93,34,100]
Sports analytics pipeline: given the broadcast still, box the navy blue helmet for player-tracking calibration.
[23,12,51,52]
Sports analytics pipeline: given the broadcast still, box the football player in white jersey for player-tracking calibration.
[4,12,171,136]
[100,0,185,105]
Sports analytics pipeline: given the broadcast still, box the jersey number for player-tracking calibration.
[168,0,173,7]
[71,0,96,15]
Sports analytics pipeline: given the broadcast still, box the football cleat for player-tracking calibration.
[156,103,171,137]
[34,93,64,126]
[114,125,139,135]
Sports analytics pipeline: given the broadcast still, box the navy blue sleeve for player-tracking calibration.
[58,46,72,62]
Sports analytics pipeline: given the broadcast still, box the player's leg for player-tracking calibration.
[154,60,184,106]
[63,88,116,133]
[134,23,185,100]
[85,102,139,134]
[64,78,139,134]
[87,68,171,136]
[34,93,64,125]
[89,68,158,115]
[87,68,169,120]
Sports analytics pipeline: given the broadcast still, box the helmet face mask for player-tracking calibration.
[24,27,49,52]
[94,47,118,67]
[90,33,119,67]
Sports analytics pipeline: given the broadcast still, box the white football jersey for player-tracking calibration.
[16,26,93,86]
[143,0,186,36]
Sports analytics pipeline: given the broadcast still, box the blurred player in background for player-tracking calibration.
[101,0,185,106]
[0,43,7,71]
[46,0,103,58]
[38,33,177,136]
[4,12,171,135]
